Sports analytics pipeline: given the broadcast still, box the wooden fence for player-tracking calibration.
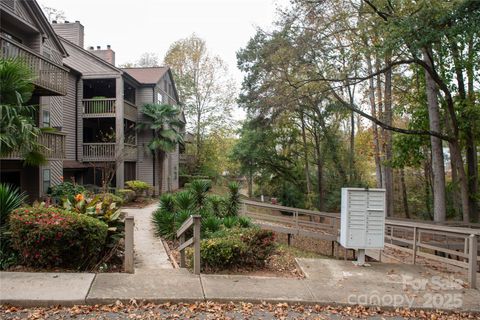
[176,215,201,275]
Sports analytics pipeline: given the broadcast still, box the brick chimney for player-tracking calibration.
[52,21,84,48]
[88,45,115,66]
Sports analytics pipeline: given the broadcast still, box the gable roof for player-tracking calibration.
[121,67,169,85]
[59,36,123,76]
[24,0,68,57]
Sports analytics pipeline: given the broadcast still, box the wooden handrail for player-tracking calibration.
[241,199,479,288]
[176,215,201,275]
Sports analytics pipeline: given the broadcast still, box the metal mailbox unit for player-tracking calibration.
[340,188,386,265]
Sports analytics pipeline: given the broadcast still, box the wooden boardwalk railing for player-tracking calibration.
[176,215,201,275]
[240,199,480,288]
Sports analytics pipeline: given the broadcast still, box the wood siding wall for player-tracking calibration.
[63,72,78,160]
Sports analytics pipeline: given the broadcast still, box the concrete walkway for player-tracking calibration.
[1,260,479,311]
[123,203,173,272]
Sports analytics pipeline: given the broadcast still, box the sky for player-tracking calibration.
[38,0,287,90]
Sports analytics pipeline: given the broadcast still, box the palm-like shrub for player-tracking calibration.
[238,216,253,228]
[174,191,195,211]
[152,208,176,240]
[159,193,175,212]
[189,179,211,209]
[175,210,194,231]
[0,59,50,165]
[0,183,27,226]
[202,215,222,235]
[208,194,225,217]
[225,182,241,216]
[222,216,238,229]
[0,183,27,269]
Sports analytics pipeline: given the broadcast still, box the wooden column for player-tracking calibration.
[193,216,201,275]
[115,76,125,189]
[468,234,478,289]
[412,227,418,264]
[124,215,134,273]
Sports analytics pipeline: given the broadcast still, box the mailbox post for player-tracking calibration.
[339,188,386,266]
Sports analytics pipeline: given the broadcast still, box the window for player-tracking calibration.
[42,110,50,127]
[157,92,163,104]
[173,165,178,180]
[43,169,51,194]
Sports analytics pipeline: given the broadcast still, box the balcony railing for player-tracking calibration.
[82,143,115,161]
[1,131,65,160]
[0,36,68,96]
[82,143,137,162]
[83,98,116,117]
[124,100,138,122]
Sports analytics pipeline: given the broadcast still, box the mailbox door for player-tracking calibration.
[346,190,367,247]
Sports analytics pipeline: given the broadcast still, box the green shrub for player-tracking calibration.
[225,181,241,216]
[202,215,222,235]
[9,207,108,269]
[198,228,275,271]
[0,183,27,270]
[238,216,253,228]
[179,175,211,187]
[116,189,136,203]
[222,216,238,229]
[152,208,176,239]
[125,180,151,198]
[159,193,175,212]
[47,182,86,203]
[188,180,211,209]
[207,194,226,217]
[174,191,195,211]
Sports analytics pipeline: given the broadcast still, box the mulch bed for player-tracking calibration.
[164,233,328,278]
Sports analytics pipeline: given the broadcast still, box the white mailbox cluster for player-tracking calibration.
[340,188,386,250]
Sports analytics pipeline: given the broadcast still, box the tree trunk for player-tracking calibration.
[466,37,479,222]
[367,53,383,188]
[400,168,410,219]
[313,125,324,210]
[247,166,253,198]
[423,156,433,220]
[449,36,478,222]
[423,48,447,222]
[300,112,311,194]
[383,54,394,217]
[375,57,384,189]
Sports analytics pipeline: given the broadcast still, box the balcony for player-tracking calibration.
[82,143,137,162]
[1,131,66,160]
[83,98,116,117]
[0,36,68,96]
[82,98,138,122]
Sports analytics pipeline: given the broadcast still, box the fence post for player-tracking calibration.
[193,215,201,275]
[180,234,186,268]
[412,227,418,265]
[124,215,134,273]
[468,234,478,289]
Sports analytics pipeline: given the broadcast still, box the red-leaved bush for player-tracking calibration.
[9,207,108,269]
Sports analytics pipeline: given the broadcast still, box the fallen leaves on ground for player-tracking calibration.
[1,301,478,319]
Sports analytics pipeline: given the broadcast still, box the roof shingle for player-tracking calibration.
[121,67,169,84]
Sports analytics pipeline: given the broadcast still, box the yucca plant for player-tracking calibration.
[0,183,27,227]
[159,193,175,213]
[174,209,194,232]
[208,194,226,217]
[0,183,27,270]
[225,181,241,217]
[174,191,195,211]
[189,179,211,209]
[152,208,176,240]
[222,216,239,229]
[238,216,253,228]
[202,215,222,235]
